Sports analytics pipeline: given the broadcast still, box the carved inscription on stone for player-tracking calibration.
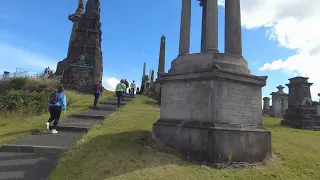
[217,85,261,122]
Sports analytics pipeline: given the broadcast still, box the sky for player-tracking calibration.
[0,0,320,104]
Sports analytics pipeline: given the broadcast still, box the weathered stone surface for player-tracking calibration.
[270,85,288,118]
[56,0,85,76]
[154,67,271,164]
[262,97,270,116]
[60,0,103,93]
[281,77,320,130]
[178,0,191,55]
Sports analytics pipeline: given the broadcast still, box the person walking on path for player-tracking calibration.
[124,79,129,95]
[130,80,136,96]
[115,79,126,108]
[45,85,67,134]
[93,81,104,108]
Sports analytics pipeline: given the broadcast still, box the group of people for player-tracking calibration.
[44,79,136,134]
[115,79,136,108]
[43,67,54,79]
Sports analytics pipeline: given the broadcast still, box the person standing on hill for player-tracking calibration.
[124,79,129,95]
[115,79,126,108]
[130,80,136,96]
[46,85,67,134]
[93,81,104,108]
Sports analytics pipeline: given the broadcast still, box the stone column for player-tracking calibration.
[205,0,218,52]
[225,0,242,55]
[318,93,320,102]
[178,0,191,56]
[158,35,166,74]
[199,0,207,53]
[263,97,270,115]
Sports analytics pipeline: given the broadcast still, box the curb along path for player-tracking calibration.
[0,95,134,180]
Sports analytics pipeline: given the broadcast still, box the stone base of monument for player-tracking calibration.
[281,107,320,130]
[153,53,271,164]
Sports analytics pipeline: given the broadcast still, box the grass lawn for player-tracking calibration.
[49,96,320,180]
[0,90,114,146]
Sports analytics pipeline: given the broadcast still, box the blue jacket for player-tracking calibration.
[48,91,67,110]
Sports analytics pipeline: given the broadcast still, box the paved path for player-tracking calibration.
[0,95,134,180]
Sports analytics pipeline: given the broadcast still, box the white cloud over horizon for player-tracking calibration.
[102,77,119,91]
[0,43,57,75]
[218,0,320,100]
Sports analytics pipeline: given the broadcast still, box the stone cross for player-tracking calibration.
[158,35,166,75]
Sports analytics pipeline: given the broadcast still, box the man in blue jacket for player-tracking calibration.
[45,85,67,134]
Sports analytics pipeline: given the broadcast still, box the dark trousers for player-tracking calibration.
[48,106,62,129]
[93,93,100,107]
[116,91,123,108]
[130,88,135,96]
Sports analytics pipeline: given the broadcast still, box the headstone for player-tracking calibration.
[270,85,288,117]
[60,0,103,93]
[262,97,271,116]
[281,77,320,130]
[152,0,271,165]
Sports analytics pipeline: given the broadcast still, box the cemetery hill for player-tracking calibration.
[0,0,320,179]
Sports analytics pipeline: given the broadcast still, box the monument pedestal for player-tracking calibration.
[281,77,320,130]
[281,107,320,130]
[153,53,271,164]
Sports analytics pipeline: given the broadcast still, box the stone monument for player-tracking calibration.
[262,97,271,116]
[152,0,271,164]
[56,0,85,76]
[270,85,288,118]
[154,35,166,102]
[60,0,103,93]
[140,63,147,94]
[282,77,320,130]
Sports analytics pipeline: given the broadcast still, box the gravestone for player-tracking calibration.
[140,63,147,94]
[281,77,320,130]
[270,85,288,117]
[152,0,271,165]
[60,0,103,93]
[262,97,271,116]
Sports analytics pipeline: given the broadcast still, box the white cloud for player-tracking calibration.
[218,0,320,100]
[0,43,57,75]
[102,77,119,91]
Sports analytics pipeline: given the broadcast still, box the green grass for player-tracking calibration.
[0,90,114,146]
[49,96,320,180]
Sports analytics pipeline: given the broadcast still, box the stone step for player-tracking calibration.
[108,97,132,102]
[70,114,105,120]
[0,132,83,154]
[0,152,57,180]
[55,118,104,133]
[78,109,115,117]
[90,105,117,111]
[101,101,127,106]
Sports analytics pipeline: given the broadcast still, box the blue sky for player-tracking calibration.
[1,0,318,102]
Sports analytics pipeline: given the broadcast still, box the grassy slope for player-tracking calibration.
[0,90,114,146]
[49,96,320,180]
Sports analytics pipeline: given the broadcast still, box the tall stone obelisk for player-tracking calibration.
[154,35,166,102]
[56,0,85,76]
[61,0,103,93]
[140,62,147,94]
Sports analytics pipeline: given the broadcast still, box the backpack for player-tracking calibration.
[49,92,59,104]
[93,83,98,91]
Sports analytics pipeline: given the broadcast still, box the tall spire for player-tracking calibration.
[76,0,85,15]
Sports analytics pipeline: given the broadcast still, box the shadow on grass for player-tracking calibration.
[142,99,159,107]
[52,130,192,179]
